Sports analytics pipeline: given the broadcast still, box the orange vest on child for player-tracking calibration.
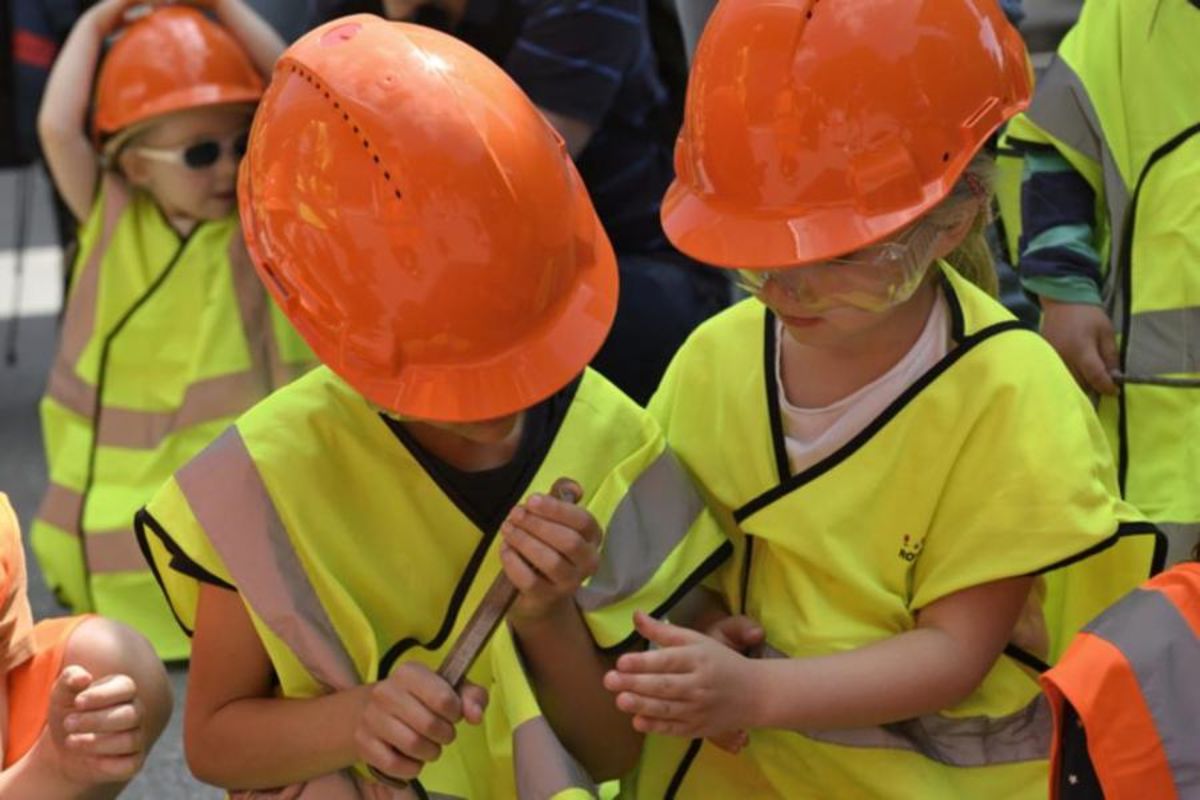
[1041,564,1200,800]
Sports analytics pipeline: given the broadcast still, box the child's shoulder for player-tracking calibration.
[0,494,23,605]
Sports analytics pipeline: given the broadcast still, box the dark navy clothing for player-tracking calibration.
[316,0,678,256]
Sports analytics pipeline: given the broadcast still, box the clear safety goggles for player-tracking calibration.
[736,223,942,312]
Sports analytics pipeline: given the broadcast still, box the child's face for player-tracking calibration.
[118,104,255,224]
[423,413,524,445]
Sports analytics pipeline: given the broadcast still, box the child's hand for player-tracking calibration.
[355,662,487,782]
[500,482,600,622]
[48,664,151,785]
[701,614,764,753]
[604,611,760,740]
[85,0,149,33]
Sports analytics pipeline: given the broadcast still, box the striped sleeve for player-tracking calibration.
[1017,145,1104,305]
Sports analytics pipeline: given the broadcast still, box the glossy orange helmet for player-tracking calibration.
[663,0,1032,270]
[93,5,263,143]
[239,16,618,422]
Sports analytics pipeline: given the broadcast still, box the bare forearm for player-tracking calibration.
[38,9,105,220]
[751,627,992,731]
[212,0,285,78]
[512,602,642,780]
[187,684,372,789]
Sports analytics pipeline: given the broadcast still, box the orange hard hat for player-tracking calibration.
[663,0,1033,270]
[93,5,263,140]
[239,17,618,422]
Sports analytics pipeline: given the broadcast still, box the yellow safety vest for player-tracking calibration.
[998,0,1200,564]
[626,265,1161,799]
[137,366,730,799]
[33,174,313,661]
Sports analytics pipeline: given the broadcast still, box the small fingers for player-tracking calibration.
[74,674,137,711]
[603,671,692,700]
[459,682,489,725]
[615,691,687,720]
[362,704,445,764]
[1079,348,1119,396]
[614,646,696,675]
[356,731,423,782]
[64,701,142,735]
[504,510,597,580]
[66,729,142,757]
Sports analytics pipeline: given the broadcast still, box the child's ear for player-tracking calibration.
[117,150,150,188]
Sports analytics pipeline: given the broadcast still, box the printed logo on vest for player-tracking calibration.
[898,535,924,562]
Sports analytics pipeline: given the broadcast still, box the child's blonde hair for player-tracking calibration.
[922,152,999,298]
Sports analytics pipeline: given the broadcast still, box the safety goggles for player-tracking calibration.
[131,129,250,170]
[736,223,941,312]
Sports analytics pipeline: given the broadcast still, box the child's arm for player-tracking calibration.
[605,575,1035,737]
[500,494,644,780]
[37,0,136,224]
[185,583,486,788]
[206,0,285,79]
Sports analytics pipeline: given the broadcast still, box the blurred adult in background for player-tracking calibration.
[313,0,730,405]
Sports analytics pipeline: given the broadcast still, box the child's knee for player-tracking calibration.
[63,616,174,735]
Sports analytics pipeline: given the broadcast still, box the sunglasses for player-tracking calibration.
[132,130,250,170]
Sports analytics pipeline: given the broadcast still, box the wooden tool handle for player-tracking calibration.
[436,478,582,688]
[371,479,583,791]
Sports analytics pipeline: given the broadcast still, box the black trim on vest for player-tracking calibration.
[664,738,705,800]
[133,506,221,642]
[1115,122,1200,496]
[376,376,584,681]
[1029,520,1167,577]
[79,228,199,608]
[762,310,791,484]
[1004,643,1052,674]
[1001,136,1060,155]
[941,272,967,344]
[1003,521,1165,674]
[599,540,734,656]
[733,320,1028,524]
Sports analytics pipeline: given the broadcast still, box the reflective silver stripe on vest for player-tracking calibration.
[34,484,145,573]
[576,449,704,612]
[1085,587,1200,786]
[1025,56,1131,323]
[175,428,360,692]
[86,528,150,574]
[1126,307,1200,379]
[95,371,270,449]
[757,644,1052,766]
[36,482,84,535]
[513,716,596,799]
[43,220,294,452]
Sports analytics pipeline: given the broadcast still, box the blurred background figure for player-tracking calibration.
[1000,0,1200,567]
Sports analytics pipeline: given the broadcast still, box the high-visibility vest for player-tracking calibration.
[136,366,730,798]
[999,0,1200,564]
[626,265,1162,799]
[1042,563,1200,800]
[32,174,313,661]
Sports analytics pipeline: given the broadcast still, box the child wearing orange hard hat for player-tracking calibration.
[0,493,171,798]
[32,0,314,661]
[604,1,1164,798]
[134,16,727,797]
